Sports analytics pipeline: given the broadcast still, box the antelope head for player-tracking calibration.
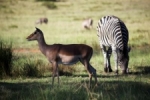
[26,27,43,41]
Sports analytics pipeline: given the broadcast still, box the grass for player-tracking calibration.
[42,2,57,9]
[0,0,150,99]
[1,75,150,100]
[0,39,13,77]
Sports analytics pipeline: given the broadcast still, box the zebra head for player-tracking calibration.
[118,47,131,74]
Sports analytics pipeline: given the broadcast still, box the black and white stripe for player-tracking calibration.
[97,15,130,74]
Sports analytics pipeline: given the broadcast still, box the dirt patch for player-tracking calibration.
[13,48,40,54]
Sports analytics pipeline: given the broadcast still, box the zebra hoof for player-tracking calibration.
[108,68,113,72]
[115,70,118,74]
[122,70,127,74]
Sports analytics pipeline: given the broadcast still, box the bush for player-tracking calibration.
[0,39,13,78]
[23,59,44,77]
[42,2,57,9]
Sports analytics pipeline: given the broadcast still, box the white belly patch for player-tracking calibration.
[58,54,80,65]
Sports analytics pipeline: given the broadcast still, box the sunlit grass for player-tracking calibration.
[0,0,149,77]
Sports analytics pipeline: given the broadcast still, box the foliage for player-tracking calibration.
[12,56,49,77]
[1,75,150,100]
[58,65,76,76]
[23,59,44,77]
[0,39,13,78]
[42,2,57,9]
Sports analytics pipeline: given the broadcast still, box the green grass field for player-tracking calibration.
[0,0,150,100]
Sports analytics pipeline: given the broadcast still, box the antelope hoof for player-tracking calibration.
[104,67,108,73]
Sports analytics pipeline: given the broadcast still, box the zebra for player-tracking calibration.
[97,15,130,74]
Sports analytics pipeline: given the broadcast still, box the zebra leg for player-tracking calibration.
[107,47,112,72]
[101,46,109,73]
[112,48,118,74]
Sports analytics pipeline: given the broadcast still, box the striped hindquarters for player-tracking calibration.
[97,15,128,51]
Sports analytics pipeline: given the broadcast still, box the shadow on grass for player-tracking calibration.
[129,66,150,75]
[1,66,149,100]
[40,72,130,79]
[0,82,51,100]
[1,79,150,100]
[72,66,150,78]
[93,80,150,100]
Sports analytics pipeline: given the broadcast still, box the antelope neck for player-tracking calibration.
[37,34,49,55]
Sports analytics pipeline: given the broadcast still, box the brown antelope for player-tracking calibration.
[82,18,93,30]
[35,18,48,25]
[26,28,97,86]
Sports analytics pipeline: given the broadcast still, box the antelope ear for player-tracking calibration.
[34,27,43,34]
[35,27,38,30]
[35,27,41,32]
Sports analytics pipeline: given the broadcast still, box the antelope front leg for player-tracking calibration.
[51,62,59,86]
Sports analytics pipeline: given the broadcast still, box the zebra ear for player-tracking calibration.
[119,49,123,53]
